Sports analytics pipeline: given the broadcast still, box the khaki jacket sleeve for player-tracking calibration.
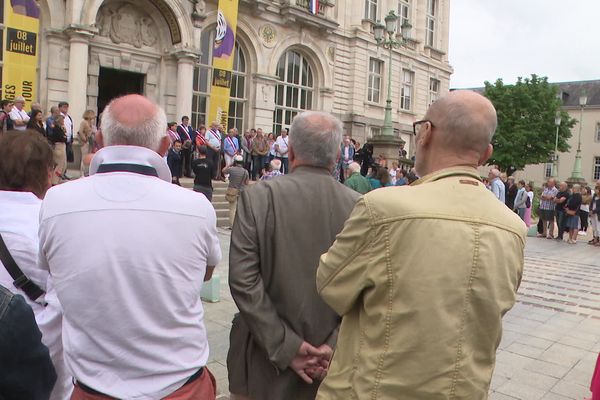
[229,190,303,370]
[316,198,374,316]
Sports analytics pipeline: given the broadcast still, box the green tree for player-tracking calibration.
[483,74,576,175]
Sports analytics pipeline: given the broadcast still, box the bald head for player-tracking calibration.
[414,90,497,177]
[425,90,497,153]
[101,94,166,151]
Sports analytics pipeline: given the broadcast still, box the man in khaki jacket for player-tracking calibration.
[316,90,526,400]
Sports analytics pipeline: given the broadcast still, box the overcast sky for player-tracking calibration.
[449,0,600,89]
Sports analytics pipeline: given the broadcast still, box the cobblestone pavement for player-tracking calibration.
[203,230,600,400]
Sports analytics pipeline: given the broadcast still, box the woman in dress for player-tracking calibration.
[524,183,534,227]
[565,184,583,244]
[77,109,96,177]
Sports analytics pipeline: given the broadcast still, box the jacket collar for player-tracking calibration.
[292,165,332,176]
[412,166,482,186]
[89,146,172,182]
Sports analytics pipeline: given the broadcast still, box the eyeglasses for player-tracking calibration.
[412,120,434,136]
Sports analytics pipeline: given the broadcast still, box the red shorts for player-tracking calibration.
[70,368,216,400]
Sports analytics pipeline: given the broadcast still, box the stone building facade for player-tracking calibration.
[32,0,452,153]
[512,81,600,186]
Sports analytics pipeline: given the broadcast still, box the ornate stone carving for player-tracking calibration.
[259,25,276,48]
[95,3,158,49]
[327,46,335,62]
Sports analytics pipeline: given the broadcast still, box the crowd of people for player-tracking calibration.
[0,90,599,400]
[486,169,599,245]
[0,96,97,183]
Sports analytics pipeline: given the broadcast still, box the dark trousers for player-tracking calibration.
[181,148,192,177]
[556,210,567,238]
[580,210,589,231]
[537,216,543,234]
[277,157,289,174]
[252,155,264,180]
[194,185,213,202]
[207,148,220,179]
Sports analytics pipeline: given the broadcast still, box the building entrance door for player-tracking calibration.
[97,68,145,116]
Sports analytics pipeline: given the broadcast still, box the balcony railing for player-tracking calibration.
[295,0,325,16]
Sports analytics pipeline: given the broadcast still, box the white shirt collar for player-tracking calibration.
[0,190,40,204]
[89,146,172,182]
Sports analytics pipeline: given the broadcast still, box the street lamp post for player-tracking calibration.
[551,112,561,178]
[569,92,588,181]
[373,11,411,136]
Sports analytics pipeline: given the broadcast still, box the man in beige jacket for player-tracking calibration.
[316,90,526,400]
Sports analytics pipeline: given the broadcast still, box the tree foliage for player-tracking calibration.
[483,74,576,174]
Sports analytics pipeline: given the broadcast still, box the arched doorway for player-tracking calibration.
[88,0,181,116]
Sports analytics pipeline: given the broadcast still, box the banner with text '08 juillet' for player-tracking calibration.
[207,0,239,132]
[2,0,40,109]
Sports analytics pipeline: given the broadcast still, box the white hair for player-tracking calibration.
[349,162,361,173]
[101,101,166,151]
[270,159,282,170]
[289,111,343,169]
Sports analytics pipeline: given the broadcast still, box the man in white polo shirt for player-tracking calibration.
[8,96,30,130]
[275,128,290,174]
[38,94,221,399]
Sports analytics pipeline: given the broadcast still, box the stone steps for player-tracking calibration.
[181,179,230,227]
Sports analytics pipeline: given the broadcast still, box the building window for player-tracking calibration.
[397,0,410,32]
[367,58,383,103]
[273,50,314,135]
[426,0,437,47]
[400,69,414,111]
[596,122,600,142]
[594,157,600,181]
[370,126,381,138]
[429,78,440,105]
[192,28,247,131]
[364,0,377,21]
[228,44,247,133]
[544,162,553,179]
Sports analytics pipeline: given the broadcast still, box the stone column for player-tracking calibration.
[175,52,198,120]
[252,73,279,131]
[66,28,94,125]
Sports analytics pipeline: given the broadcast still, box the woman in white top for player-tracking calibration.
[0,131,71,400]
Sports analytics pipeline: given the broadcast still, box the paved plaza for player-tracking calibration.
[203,230,600,400]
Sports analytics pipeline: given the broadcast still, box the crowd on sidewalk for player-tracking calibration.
[0,91,598,400]
[485,168,600,246]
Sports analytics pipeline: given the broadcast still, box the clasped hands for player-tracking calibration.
[290,341,333,384]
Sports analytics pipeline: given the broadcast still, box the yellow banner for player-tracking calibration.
[2,0,40,110]
[207,0,239,132]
